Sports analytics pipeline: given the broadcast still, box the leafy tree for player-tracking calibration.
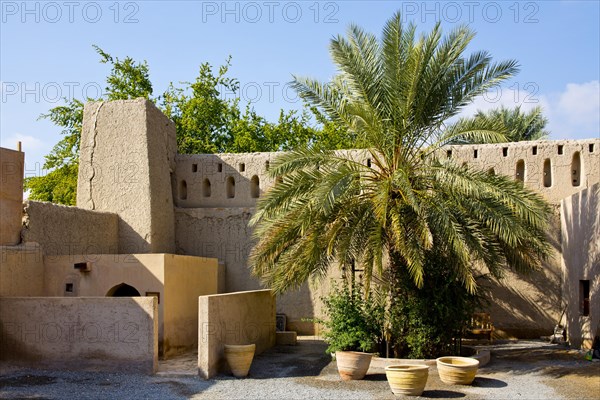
[29,49,352,205]
[248,13,552,357]
[451,105,549,144]
[25,46,153,205]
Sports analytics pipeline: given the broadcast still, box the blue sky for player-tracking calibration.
[1,1,599,173]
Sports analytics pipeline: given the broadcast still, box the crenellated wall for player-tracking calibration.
[442,139,600,204]
[173,140,599,208]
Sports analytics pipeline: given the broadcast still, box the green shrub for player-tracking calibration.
[316,280,384,354]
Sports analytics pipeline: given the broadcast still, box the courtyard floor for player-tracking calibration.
[1,338,598,399]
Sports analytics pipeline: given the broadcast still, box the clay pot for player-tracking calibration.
[385,365,429,396]
[436,356,479,385]
[335,351,372,380]
[224,344,256,378]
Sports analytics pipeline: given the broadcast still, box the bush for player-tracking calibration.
[316,280,384,354]
[386,252,487,359]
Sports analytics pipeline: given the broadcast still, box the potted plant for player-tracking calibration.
[316,280,384,380]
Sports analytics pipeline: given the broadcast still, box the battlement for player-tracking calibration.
[174,139,600,207]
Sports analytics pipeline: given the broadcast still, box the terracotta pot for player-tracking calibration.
[335,351,372,380]
[385,365,429,396]
[224,344,256,378]
[436,356,479,385]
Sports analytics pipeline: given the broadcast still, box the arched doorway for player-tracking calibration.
[106,283,141,297]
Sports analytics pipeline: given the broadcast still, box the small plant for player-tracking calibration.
[315,280,384,354]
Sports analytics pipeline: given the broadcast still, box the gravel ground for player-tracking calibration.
[1,339,598,400]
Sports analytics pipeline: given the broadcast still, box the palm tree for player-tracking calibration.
[249,13,551,303]
[451,106,549,144]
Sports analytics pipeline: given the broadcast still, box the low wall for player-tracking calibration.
[0,243,44,296]
[0,297,158,373]
[198,289,276,379]
[22,201,119,255]
[163,254,220,357]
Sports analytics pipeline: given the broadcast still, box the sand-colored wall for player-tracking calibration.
[442,139,600,204]
[198,289,275,379]
[42,253,166,347]
[175,207,327,333]
[41,253,220,357]
[0,147,24,246]
[174,140,599,209]
[0,297,158,373]
[0,243,44,297]
[561,183,600,349]
[163,254,220,357]
[22,201,119,255]
[77,99,176,254]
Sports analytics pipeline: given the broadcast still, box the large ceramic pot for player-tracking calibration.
[436,356,479,385]
[385,365,429,396]
[335,351,372,380]
[224,344,256,378]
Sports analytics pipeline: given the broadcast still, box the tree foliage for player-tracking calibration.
[25,46,153,205]
[248,13,552,357]
[27,49,352,205]
[451,105,549,144]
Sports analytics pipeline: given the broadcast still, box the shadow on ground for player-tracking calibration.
[247,339,331,379]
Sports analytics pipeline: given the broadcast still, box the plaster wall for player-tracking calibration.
[0,243,44,297]
[174,140,599,208]
[77,99,176,254]
[561,183,600,349]
[163,254,219,356]
[0,147,24,246]
[42,253,219,356]
[197,289,275,379]
[175,207,329,333]
[442,140,600,204]
[0,297,158,373]
[22,201,119,255]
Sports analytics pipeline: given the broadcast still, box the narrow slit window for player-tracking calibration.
[265,161,270,171]
[473,149,478,159]
[558,145,563,155]
[532,146,538,155]
[515,159,525,182]
[250,175,260,198]
[543,159,552,187]
[589,143,595,153]
[202,178,211,197]
[447,150,452,158]
[179,180,188,200]
[572,151,581,187]
[366,159,372,167]
[502,147,508,157]
[239,163,245,172]
[217,163,223,173]
[226,176,235,198]
[192,163,198,172]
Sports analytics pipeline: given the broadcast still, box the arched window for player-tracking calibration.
[202,178,211,197]
[226,176,235,198]
[250,175,260,198]
[515,160,525,182]
[179,180,187,200]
